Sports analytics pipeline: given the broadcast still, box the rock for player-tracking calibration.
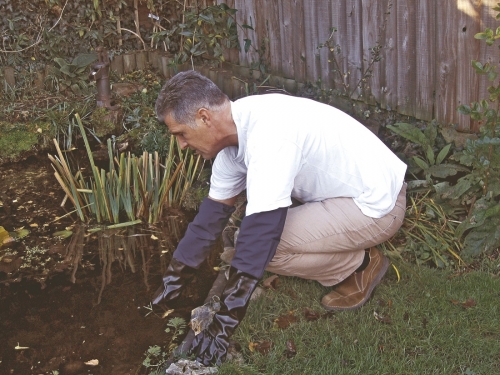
[165,359,218,375]
[440,126,478,148]
[220,247,235,264]
[112,82,144,97]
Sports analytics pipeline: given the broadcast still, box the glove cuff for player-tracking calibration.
[174,197,235,268]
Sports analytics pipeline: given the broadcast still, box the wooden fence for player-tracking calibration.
[219,0,500,132]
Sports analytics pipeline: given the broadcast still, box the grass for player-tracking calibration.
[218,259,500,375]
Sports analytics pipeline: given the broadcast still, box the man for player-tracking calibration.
[152,70,407,365]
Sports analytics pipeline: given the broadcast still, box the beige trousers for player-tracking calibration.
[266,184,406,286]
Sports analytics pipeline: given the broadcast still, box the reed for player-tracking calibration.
[49,113,202,225]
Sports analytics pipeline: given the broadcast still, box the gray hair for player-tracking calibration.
[155,70,229,128]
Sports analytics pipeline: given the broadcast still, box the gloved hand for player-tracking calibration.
[151,257,195,305]
[188,267,259,366]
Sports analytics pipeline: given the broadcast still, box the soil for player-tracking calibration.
[0,156,219,375]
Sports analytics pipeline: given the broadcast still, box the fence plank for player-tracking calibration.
[382,0,398,111]
[415,0,435,121]
[330,0,348,94]
[456,0,483,131]
[361,0,386,105]
[396,0,416,117]
[303,2,320,82]
[436,0,459,128]
[279,0,294,78]
[292,0,307,83]
[234,0,259,67]
[346,0,363,100]
[267,0,282,78]
[316,1,332,85]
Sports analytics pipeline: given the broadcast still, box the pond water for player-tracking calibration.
[0,157,218,375]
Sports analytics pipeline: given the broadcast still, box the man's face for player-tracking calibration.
[164,112,219,160]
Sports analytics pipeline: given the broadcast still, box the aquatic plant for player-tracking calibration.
[48,113,203,226]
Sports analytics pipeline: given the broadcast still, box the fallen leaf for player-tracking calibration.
[84,359,99,366]
[263,274,279,290]
[248,341,258,353]
[0,226,14,246]
[461,298,477,309]
[162,309,174,319]
[450,298,477,309]
[274,312,298,329]
[151,234,158,240]
[373,311,391,324]
[254,340,273,355]
[304,308,321,321]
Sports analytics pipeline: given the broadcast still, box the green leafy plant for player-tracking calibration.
[152,3,240,67]
[387,122,469,187]
[386,4,500,262]
[45,53,97,94]
[142,317,187,374]
[453,3,500,257]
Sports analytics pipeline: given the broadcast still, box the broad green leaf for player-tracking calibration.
[425,145,435,165]
[424,123,437,147]
[439,176,473,199]
[413,156,429,170]
[436,143,452,165]
[427,163,468,178]
[474,32,489,40]
[462,222,500,258]
[72,53,97,67]
[387,123,429,147]
[53,57,68,68]
[406,179,430,190]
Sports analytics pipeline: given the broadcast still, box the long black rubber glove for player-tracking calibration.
[188,266,259,365]
[152,197,235,305]
[151,257,194,305]
[173,197,236,269]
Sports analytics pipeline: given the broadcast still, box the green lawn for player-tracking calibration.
[219,261,500,375]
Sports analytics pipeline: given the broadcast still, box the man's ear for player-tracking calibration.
[197,108,211,126]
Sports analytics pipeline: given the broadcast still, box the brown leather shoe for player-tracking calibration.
[321,247,389,311]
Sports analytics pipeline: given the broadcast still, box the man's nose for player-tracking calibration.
[177,137,188,149]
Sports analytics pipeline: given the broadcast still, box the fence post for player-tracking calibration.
[135,51,147,71]
[110,55,124,76]
[123,52,136,73]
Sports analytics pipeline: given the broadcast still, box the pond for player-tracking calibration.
[0,156,219,375]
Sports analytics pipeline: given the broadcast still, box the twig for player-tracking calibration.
[120,28,147,50]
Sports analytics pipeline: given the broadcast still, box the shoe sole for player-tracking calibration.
[321,255,390,312]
